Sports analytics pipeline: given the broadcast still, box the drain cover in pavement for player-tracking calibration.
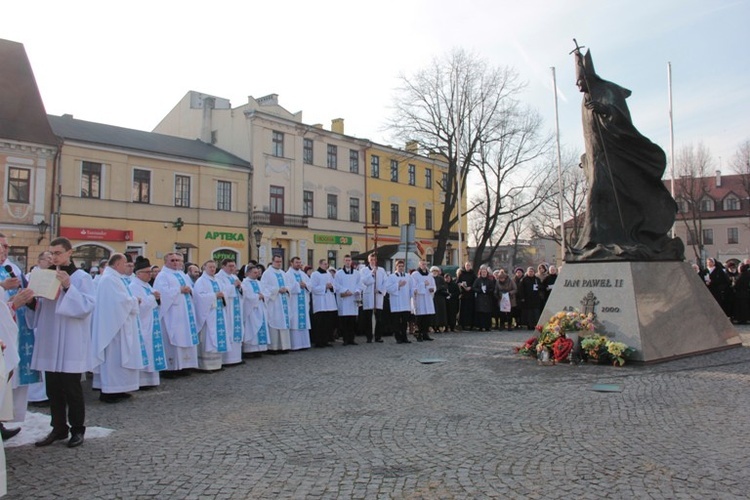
[418,358,446,364]
[591,383,621,392]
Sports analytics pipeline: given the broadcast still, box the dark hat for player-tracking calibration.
[134,256,151,272]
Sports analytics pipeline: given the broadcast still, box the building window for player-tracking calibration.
[371,155,380,178]
[699,197,714,212]
[390,203,399,226]
[175,175,191,207]
[677,198,689,213]
[349,197,360,222]
[217,181,232,211]
[441,172,448,190]
[303,190,313,217]
[270,186,284,214]
[327,145,338,169]
[81,161,101,199]
[728,227,739,244]
[327,250,337,269]
[408,164,416,186]
[7,246,28,274]
[686,230,697,245]
[409,206,417,225]
[307,249,314,267]
[371,201,381,224]
[702,228,713,245]
[349,150,359,174]
[390,160,399,182]
[7,167,30,203]
[425,209,433,230]
[303,138,313,165]
[425,168,432,189]
[272,131,284,157]
[327,194,338,219]
[132,168,150,203]
[724,196,741,211]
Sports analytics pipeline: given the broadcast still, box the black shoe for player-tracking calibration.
[35,430,69,447]
[374,339,383,343]
[416,336,424,342]
[67,433,84,448]
[1,425,20,441]
[366,339,373,343]
[99,392,131,403]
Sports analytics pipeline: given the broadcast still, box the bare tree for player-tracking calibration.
[530,147,587,252]
[731,139,750,218]
[467,106,553,269]
[675,143,713,263]
[387,48,526,264]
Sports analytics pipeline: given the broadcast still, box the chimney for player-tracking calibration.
[200,97,215,144]
[405,140,419,154]
[716,170,722,187]
[331,118,344,135]
[312,124,324,129]
[257,94,279,106]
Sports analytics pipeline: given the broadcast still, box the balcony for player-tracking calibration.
[252,211,308,228]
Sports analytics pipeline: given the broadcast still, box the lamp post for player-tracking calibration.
[253,228,263,263]
[446,241,453,265]
[36,219,49,244]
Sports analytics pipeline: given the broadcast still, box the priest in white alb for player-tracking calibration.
[130,257,167,388]
[241,264,269,356]
[193,260,230,371]
[216,258,244,365]
[153,252,199,374]
[260,255,294,353]
[286,256,311,350]
[91,253,148,403]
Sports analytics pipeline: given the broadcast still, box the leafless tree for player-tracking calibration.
[529,147,587,252]
[675,143,713,263]
[467,106,553,269]
[387,48,528,264]
[731,139,750,205]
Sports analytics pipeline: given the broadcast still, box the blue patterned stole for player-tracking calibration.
[274,270,290,328]
[209,278,228,352]
[226,275,243,342]
[291,271,307,329]
[0,266,40,385]
[173,272,199,345]
[142,285,167,370]
[249,280,269,344]
[122,278,149,367]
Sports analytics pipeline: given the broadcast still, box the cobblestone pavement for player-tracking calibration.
[6,324,750,499]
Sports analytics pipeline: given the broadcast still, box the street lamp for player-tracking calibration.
[253,228,263,263]
[445,242,453,265]
[36,219,49,244]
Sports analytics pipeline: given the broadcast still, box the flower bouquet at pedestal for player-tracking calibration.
[580,335,634,366]
[516,311,597,364]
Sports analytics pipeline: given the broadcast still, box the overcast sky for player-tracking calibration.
[5,0,749,179]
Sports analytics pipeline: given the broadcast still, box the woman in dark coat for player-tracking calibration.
[494,269,516,331]
[444,274,460,332]
[457,263,477,330]
[705,258,732,317]
[472,266,495,331]
[431,266,448,332]
[518,267,543,330]
[732,264,750,324]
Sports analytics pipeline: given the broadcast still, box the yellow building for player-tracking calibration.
[0,39,59,272]
[48,114,252,268]
[364,141,463,266]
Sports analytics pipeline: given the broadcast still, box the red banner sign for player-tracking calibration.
[60,227,133,242]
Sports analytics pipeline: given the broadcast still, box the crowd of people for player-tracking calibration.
[696,257,750,324]
[0,233,567,457]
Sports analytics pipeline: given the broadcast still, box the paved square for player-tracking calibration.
[6,326,750,499]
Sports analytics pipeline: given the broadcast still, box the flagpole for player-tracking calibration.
[668,61,676,239]
[551,67,566,262]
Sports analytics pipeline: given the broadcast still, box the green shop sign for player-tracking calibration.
[314,234,353,245]
[204,231,245,242]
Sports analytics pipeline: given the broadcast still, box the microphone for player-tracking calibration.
[4,265,16,278]
[220,296,226,307]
